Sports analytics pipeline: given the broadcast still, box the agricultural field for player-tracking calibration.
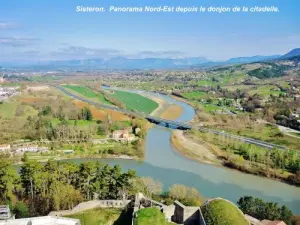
[0,102,18,119]
[182,91,207,100]
[223,84,255,91]
[110,90,158,114]
[193,80,216,87]
[219,73,247,84]
[218,123,300,151]
[65,208,132,225]
[248,85,284,97]
[72,100,130,122]
[200,103,222,113]
[64,85,112,105]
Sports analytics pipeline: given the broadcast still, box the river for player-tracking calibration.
[65,89,300,214]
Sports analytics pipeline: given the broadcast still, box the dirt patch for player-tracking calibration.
[160,104,183,120]
[171,130,221,165]
[103,109,130,121]
[73,100,130,121]
[20,97,44,103]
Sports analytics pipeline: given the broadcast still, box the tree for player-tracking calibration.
[13,201,29,218]
[237,196,293,223]
[169,184,202,206]
[132,177,162,198]
[0,160,19,203]
[82,107,93,121]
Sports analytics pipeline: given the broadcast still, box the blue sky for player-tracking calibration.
[0,0,299,62]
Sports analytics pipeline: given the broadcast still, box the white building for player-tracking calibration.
[0,145,11,152]
[0,216,80,225]
[15,145,39,153]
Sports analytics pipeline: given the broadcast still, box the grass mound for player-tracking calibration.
[65,208,132,225]
[201,198,249,225]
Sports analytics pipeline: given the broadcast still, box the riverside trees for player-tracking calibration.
[0,159,136,217]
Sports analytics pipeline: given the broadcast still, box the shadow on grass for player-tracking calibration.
[113,207,133,225]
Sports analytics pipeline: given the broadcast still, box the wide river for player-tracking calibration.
[65,89,300,214]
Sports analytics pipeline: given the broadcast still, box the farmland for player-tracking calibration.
[63,85,112,105]
[0,102,18,119]
[182,91,207,100]
[110,90,158,114]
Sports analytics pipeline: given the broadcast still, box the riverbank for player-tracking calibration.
[160,104,183,120]
[171,130,221,165]
[171,130,300,187]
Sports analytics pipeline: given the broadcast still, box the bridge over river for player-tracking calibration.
[55,85,285,150]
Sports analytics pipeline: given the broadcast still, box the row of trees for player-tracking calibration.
[201,130,300,174]
[0,159,136,217]
[237,196,293,224]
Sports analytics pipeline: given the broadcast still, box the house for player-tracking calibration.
[112,129,137,142]
[261,220,287,225]
[0,144,11,152]
[16,145,39,153]
[0,216,80,225]
[38,147,49,152]
[112,130,125,139]
[0,205,11,220]
[290,113,299,119]
[26,85,49,91]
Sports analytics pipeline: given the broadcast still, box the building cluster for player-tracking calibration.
[112,127,137,142]
[246,215,287,225]
[0,86,19,101]
[0,143,48,155]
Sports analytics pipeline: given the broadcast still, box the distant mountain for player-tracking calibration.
[280,48,300,59]
[224,55,281,64]
[29,57,211,69]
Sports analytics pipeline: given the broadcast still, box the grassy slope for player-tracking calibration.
[0,102,18,119]
[65,208,132,225]
[248,85,284,97]
[63,85,112,105]
[134,208,173,225]
[111,90,158,114]
[182,91,207,100]
[201,199,248,225]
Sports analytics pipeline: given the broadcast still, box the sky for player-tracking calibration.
[0,0,300,62]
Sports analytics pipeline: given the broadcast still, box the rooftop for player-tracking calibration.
[0,216,80,225]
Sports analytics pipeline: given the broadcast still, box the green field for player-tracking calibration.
[182,91,207,100]
[0,102,18,119]
[134,208,173,225]
[200,103,222,113]
[111,90,158,114]
[219,73,247,84]
[224,84,255,91]
[196,80,216,87]
[248,85,284,97]
[201,199,248,225]
[64,85,112,105]
[65,208,132,225]
[51,118,95,127]
[223,124,300,151]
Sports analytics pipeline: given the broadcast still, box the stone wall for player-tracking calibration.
[49,200,131,216]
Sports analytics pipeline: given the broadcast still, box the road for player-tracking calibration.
[55,85,286,150]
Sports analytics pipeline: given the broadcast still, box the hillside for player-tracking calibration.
[281,48,300,59]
